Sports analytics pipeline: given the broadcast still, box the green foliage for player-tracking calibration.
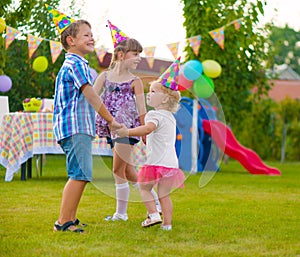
[0,0,100,111]
[266,25,300,75]
[181,0,271,130]
[234,97,300,161]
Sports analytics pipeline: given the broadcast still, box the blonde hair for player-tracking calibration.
[109,38,143,69]
[156,82,181,113]
[60,20,91,50]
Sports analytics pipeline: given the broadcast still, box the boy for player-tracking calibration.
[46,5,120,233]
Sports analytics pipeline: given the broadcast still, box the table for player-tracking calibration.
[0,112,147,182]
[0,112,113,182]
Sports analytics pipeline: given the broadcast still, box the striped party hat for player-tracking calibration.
[45,4,76,34]
[157,57,181,91]
[107,20,128,48]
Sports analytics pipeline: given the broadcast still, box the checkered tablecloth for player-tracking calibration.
[0,112,146,182]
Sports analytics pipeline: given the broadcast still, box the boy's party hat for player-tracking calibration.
[157,57,181,91]
[45,4,76,34]
[107,20,128,48]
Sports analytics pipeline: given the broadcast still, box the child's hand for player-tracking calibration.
[108,119,122,132]
[116,124,129,138]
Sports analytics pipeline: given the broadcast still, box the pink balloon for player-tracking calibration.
[178,72,193,91]
[0,75,12,92]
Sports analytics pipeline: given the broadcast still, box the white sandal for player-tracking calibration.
[142,213,162,227]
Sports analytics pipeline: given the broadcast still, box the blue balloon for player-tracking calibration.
[183,60,203,81]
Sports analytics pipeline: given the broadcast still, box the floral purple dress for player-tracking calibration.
[95,73,141,142]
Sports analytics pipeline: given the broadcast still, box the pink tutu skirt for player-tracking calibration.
[138,165,185,189]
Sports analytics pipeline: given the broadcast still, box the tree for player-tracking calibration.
[0,0,60,111]
[181,0,271,131]
[266,25,300,75]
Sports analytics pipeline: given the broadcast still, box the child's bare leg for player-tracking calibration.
[158,181,173,226]
[139,183,156,214]
[58,179,87,225]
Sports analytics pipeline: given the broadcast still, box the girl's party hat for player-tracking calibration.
[157,57,181,91]
[45,4,76,34]
[107,20,128,48]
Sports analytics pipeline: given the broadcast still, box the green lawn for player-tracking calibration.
[0,155,299,257]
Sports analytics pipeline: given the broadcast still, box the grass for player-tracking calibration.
[0,155,299,257]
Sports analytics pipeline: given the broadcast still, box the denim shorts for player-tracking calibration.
[59,134,93,181]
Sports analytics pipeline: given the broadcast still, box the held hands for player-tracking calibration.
[115,124,129,138]
[108,119,122,132]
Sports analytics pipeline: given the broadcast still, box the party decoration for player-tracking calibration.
[32,56,48,73]
[193,75,215,98]
[107,20,128,48]
[178,67,193,91]
[202,59,222,78]
[0,75,12,92]
[45,4,76,34]
[22,97,43,112]
[143,46,156,69]
[49,40,63,64]
[209,27,225,50]
[27,34,43,59]
[0,18,6,33]
[166,42,180,59]
[5,26,21,50]
[183,60,203,81]
[157,57,181,91]
[187,35,202,56]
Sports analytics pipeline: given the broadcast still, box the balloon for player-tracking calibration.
[0,75,12,92]
[32,56,48,73]
[0,18,6,34]
[182,60,203,81]
[193,75,215,98]
[178,70,193,91]
[202,59,222,78]
[90,67,98,83]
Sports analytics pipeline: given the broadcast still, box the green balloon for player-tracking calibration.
[193,75,215,98]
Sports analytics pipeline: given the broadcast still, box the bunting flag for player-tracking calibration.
[187,35,202,56]
[27,34,43,59]
[49,40,63,64]
[208,27,225,50]
[232,18,242,30]
[143,46,156,69]
[5,26,21,50]
[94,47,108,63]
[166,42,180,59]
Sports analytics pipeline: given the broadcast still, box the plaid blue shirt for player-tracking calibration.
[53,53,95,142]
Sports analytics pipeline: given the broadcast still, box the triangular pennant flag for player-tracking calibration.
[233,18,242,30]
[187,35,202,56]
[208,27,225,50]
[5,26,21,50]
[143,46,156,69]
[49,40,63,64]
[27,34,43,59]
[166,42,180,59]
[95,47,108,63]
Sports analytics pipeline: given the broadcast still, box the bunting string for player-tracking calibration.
[0,18,243,64]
